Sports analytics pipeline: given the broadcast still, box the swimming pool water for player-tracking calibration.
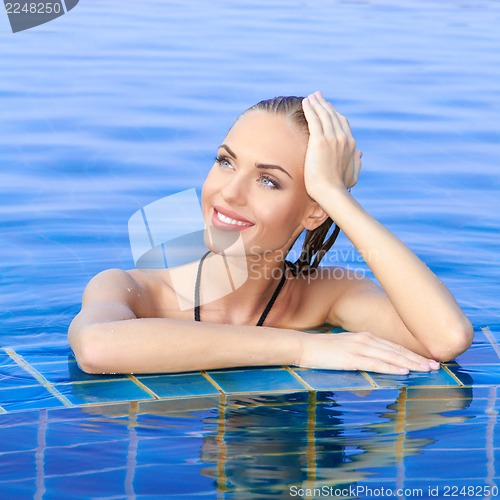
[1,0,499,497]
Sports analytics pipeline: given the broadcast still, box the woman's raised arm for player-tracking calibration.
[301,92,473,361]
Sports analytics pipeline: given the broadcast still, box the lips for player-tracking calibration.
[212,206,254,231]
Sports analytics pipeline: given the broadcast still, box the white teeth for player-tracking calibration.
[216,211,251,226]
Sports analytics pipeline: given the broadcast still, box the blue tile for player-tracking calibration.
[46,419,131,447]
[406,386,476,401]
[368,368,460,389]
[33,360,127,384]
[45,441,130,476]
[405,449,490,479]
[0,450,36,482]
[46,403,134,423]
[0,479,38,498]
[0,409,41,427]
[12,344,74,364]
[136,436,204,467]
[207,368,308,394]
[0,423,39,453]
[293,368,373,391]
[447,364,500,386]
[316,388,400,404]
[139,396,220,414]
[0,386,65,412]
[45,469,128,498]
[226,392,311,407]
[0,364,40,388]
[410,421,489,450]
[54,380,155,405]
[0,352,17,367]
[137,373,219,398]
[133,463,214,496]
[451,343,500,365]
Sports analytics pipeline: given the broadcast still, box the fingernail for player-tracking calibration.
[398,368,409,375]
[419,363,431,371]
[430,360,441,370]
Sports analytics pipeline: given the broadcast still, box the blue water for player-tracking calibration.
[1,0,500,497]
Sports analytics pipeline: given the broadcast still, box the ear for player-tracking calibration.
[301,202,329,231]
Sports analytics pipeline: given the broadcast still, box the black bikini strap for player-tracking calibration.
[194,253,291,326]
[194,250,211,322]
[256,261,291,327]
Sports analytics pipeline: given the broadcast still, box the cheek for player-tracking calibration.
[258,199,303,233]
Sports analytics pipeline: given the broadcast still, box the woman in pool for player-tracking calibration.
[69,91,473,375]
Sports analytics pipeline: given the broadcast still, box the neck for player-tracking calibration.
[197,251,290,324]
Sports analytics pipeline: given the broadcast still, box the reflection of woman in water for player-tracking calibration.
[69,91,473,374]
[199,385,473,498]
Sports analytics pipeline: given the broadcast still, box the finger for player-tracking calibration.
[318,95,356,148]
[314,92,352,141]
[362,339,440,371]
[309,92,343,138]
[364,334,428,360]
[302,97,324,136]
[340,332,439,371]
[353,356,410,375]
[308,92,338,137]
[336,111,354,139]
[361,347,435,374]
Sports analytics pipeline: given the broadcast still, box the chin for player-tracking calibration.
[203,226,248,257]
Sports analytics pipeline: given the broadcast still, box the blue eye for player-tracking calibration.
[215,156,233,169]
[258,175,281,190]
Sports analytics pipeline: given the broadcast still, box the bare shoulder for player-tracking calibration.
[298,265,376,299]
[299,265,424,353]
[289,265,378,327]
[82,268,140,300]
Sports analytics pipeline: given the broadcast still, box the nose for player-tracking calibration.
[220,172,248,206]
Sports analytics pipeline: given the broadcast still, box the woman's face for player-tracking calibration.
[202,110,317,258]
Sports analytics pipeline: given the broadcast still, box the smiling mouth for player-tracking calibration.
[213,208,254,229]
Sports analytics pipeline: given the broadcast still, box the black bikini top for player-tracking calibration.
[193,250,293,326]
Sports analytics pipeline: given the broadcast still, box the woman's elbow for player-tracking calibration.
[70,325,111,374]
[429,318,474,362]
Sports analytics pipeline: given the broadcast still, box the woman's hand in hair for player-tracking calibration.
[297,330,441,375]
[302,91,362,200]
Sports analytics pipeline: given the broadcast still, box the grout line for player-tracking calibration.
[4,348,73,408]
[200,371,225,394]
[19,359,78,366]
[360,371,378,388]
[436,365,464,386]
[127,375,160,400]
[284,366,315,391]
[482,326,500,359]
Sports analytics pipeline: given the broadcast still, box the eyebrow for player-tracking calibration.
[218,144,293,179]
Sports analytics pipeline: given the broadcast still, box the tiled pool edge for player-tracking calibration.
[1,326,497,414]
